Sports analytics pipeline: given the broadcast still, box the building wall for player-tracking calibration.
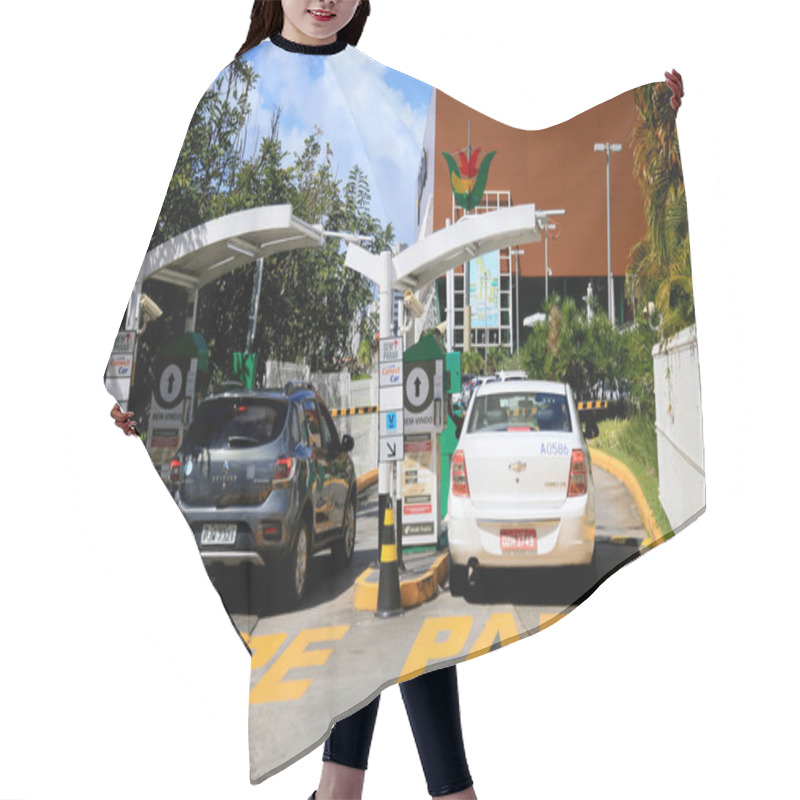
[432,88,647,282]
[652,325,706,532]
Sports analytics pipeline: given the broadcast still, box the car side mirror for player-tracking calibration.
[340,434,355,453]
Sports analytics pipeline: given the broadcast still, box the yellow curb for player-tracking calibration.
[353,552,450,611]
[357,468,379,494]
[589,448,665,548]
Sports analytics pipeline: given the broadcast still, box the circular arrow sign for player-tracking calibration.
[405,365,433,413]
[155,362,185,409]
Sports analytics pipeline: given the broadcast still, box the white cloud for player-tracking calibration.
[241,44,429,244]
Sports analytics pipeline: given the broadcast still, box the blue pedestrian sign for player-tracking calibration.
[380,410,404,437]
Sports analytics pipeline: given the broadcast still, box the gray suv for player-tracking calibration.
[173,383,357,607]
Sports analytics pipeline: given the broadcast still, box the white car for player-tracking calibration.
[447,379,596,596]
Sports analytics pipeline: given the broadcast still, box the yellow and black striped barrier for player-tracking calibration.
[330,406,378,417]
[577,400,608,411]
[376,503,402,618]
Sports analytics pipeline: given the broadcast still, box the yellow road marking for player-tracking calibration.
[538,612,566,629]
[399,616,472,681]
[250,625,349,704]
[249,633,288,671]
[465,613,520,660]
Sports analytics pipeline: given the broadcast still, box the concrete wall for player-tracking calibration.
[652,324,706,533]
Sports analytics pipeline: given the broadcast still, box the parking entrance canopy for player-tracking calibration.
[138,205,326,290]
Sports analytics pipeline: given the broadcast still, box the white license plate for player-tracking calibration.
[201,523,237,545]
[500,529,537,551]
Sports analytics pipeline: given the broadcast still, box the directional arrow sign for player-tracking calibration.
[380,435,403,462]
[404,364,433,413]
[155,362,185,409]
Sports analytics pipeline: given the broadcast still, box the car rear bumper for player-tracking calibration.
[447,493,595,568]
[176,490,297,566]
[200,550,266,567]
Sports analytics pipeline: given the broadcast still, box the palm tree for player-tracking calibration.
[627,82,694,342]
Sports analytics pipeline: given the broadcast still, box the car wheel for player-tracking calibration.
[332,494,357,570]
[282,518,310,608]
[449,561,468,597]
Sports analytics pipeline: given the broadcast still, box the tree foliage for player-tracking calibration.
[521,294,658,418]
[626,83,694,343]
[130,61,392,417]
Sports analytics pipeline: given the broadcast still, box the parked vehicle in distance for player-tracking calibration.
[454,373,476,408]
[447,379,596,597]
[460,374,499,412]
[171,382,358,607]
[496,369,528,382]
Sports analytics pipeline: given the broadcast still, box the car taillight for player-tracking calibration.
[273,457,295,484]
[452,449,470,498]
[567,449,588,496]
[170,458,181,483]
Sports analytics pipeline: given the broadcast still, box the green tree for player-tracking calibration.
[627,82,694,342]
[461,350,485,376]
[130,61,392,420]
[520,294,656,417]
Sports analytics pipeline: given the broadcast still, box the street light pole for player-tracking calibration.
[594,142,622,326]
[512,248,524,355]
[544,218,550,300]
[535,210,564,304]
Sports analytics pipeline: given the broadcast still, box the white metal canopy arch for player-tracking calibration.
[344,204,542,293]
[125,205,327,332]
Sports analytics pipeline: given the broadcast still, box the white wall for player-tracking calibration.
[653,324,706,532]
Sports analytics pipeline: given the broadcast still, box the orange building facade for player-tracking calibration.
[414,87,648,353]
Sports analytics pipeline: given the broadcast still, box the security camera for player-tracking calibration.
[404,289,426,319]
[139,293,164,332]
[435,320,447,336]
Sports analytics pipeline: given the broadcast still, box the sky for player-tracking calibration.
[238,40,433,247]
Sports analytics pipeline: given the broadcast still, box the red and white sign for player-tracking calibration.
[401,432,438,545]
[380,362,403,387]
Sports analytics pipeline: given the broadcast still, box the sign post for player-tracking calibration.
[375,251,403,616]
[105,330,136,410]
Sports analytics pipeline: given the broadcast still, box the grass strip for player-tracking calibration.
[592,418,674,539]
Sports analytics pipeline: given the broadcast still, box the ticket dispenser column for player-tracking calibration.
[401,331,446,548]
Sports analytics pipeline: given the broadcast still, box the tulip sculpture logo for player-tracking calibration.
[442,145,497,211]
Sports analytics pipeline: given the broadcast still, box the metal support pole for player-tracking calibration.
[514,249,520,355]
[605,147,615,327]
[544,218,550,301]
[395,458,405,572]
[376,249,402,617]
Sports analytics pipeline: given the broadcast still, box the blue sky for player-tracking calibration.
[240,42,433,247]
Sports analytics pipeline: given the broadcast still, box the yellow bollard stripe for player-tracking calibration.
[383,508,395,526]
[381,544,398,562]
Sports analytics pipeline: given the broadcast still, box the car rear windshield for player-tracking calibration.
[182,398,288,449]
[467,392,571,433]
